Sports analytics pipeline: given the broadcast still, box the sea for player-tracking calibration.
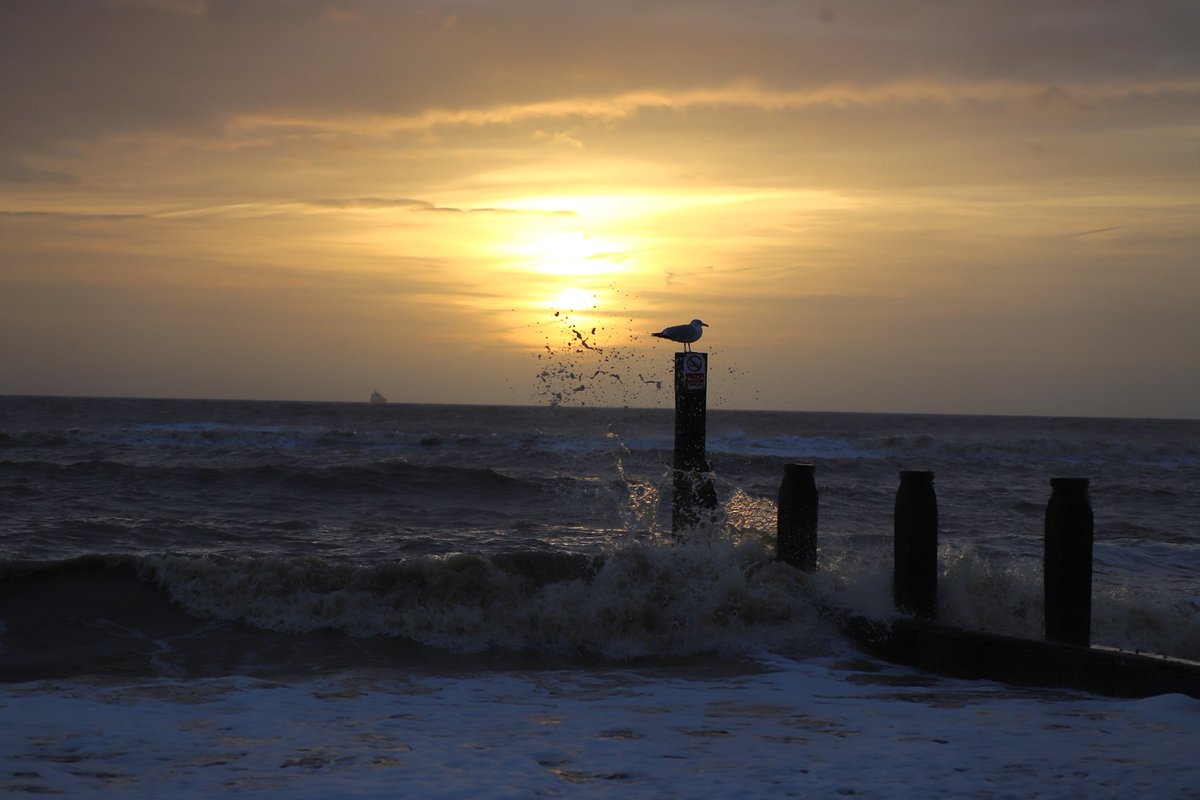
[2,394,1199,798]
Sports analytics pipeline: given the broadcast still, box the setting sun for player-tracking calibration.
[513,229,629,277]
[546,286,601,312]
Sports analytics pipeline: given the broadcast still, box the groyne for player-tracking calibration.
[780,464,1200,700]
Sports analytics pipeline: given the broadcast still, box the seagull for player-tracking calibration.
[650,318,708,352]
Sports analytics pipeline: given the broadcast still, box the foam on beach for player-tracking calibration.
[4,656,1199,798]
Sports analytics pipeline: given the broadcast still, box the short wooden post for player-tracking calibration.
[1044,477,1093,646]
[671,352,716,533]
[777,464,818,570]
[894,470,938,619]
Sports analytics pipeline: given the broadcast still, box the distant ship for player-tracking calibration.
[369,390,387,405]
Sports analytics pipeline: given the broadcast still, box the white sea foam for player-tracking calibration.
[4,656,1199,798]
[141,540,839,660]
[133,520,1200,663]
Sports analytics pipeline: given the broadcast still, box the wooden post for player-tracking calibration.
[1044,477,1093,646]
[894,470,938,619]
[671,351,715,533]
[777,464,818,570]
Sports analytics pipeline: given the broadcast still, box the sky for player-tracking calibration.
[2,0,1198,417]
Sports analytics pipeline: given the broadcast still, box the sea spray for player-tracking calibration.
[802,544,897,622]
[1092,584,1200,660]
[935,545,1043,638]
[609,430,666,539]
[721,488,779,547]
[532,308,666,408]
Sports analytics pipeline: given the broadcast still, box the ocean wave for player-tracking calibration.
[703,432,1200,468]
[0,458,536,498]
[4,541,1198,684]
[0,547,834,677]
[139,544,834,660]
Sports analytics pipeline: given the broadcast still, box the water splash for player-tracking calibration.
[532,308,666,408]
[609,431,665,540]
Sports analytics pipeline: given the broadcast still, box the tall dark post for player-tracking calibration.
[777,464,818,570]
[671,351,715,533]
[894,470,938,619]
[1044,477,1094,646]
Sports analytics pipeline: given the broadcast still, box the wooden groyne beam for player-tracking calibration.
[779,464,1200,700]
[833,611,1200,700]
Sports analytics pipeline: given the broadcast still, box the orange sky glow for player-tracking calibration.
[2,0,1198,416]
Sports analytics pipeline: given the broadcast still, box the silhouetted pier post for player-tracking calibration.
[777,463,818,570]
[671,351,716,533]
[894,470,938,619]
[1044,477,1093,646]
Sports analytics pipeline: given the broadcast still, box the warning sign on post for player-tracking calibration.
[684,353,707,390]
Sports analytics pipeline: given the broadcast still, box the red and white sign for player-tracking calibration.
[684,353,706,390]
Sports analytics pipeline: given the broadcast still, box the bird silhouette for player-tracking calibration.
[650,319,708,352]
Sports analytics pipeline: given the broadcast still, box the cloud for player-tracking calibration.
[0,209,146,222]
[0,159,78,185]
[304,198,575,216]
[223,77,1200,139]
[306,197,437,211]
[3,0,1198,156]
[1067,225,1125,238]
[102,0,207,14]
[534,129,585,149]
